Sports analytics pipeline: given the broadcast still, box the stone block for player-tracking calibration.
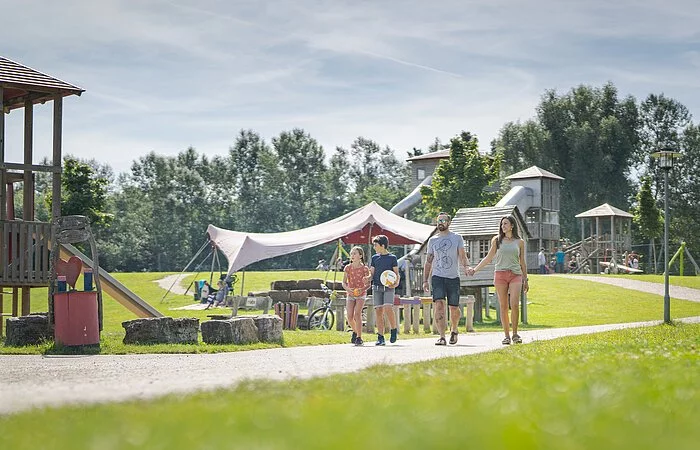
[267,290,290,303]
[122,317,199,345]
[230,317,259,345]
[5,314,51,347]
[270,280,298,290]
[308,289,328,298]
[295,279,325,290]
[201,320,234,344]
[253,314,283,344]
[288,289,310,303]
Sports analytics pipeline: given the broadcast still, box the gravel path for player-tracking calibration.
[2,317,698,415]
[155,273,192,296]
[556,275,700,302]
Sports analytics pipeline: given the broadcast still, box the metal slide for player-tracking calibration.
[59,243,162,318]
[390,176,433,216]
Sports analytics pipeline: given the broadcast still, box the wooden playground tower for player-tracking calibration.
[0,56,84,334]
[573,203,633,274]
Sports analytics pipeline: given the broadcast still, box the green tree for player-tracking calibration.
[493,83,639,239]
[421,131,500,217]
[47,157,113,229]
[631,176,663,272]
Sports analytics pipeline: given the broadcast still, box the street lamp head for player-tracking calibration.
[651,148,682,170]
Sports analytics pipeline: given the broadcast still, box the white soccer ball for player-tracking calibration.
[380,270,398,287]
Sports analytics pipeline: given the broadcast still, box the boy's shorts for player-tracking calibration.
[372,285,395,307]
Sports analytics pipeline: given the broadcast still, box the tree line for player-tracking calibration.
[23,82,699,273]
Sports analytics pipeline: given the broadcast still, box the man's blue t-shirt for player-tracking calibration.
[371,253,398,286]
[556,250,565,264]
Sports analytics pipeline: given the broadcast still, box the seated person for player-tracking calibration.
[213,280,229,307]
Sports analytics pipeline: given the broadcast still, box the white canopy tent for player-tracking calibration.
[207,201,435,276]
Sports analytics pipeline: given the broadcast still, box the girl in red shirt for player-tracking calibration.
[342,246,370,346]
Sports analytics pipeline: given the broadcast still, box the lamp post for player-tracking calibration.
[651,148,681,324]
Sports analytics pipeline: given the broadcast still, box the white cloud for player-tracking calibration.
[1,0,699,172]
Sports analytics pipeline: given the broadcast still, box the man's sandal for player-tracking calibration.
[435,337,447,346]
[449,331,458,345]
[502,336,511,345]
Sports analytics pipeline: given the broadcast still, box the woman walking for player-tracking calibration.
[468,216,529,344]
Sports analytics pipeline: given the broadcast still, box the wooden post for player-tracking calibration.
[365,304,375,334]
[52,96,62,223]
[422,301,432,333]
[22,100,34,316]
[0,86,6,222]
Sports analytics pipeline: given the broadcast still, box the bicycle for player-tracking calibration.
[307,284,337,330]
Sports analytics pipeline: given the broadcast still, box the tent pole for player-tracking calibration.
[240,271,245,296]
[160,239,211,303]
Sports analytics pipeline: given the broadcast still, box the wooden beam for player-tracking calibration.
[0,163,62,173]
[53,96,62,222]
[0,86,5,222]
[24,99,34,221]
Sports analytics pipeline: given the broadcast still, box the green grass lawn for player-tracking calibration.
[2,272,700,354]
[1,323,697,449]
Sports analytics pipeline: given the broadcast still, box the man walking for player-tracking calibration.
[422,212,471,345]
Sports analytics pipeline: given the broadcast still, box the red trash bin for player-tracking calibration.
[54,291,100,346]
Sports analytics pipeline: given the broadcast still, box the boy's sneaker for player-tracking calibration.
[354,337,364,346]
[375,334,386,346]
[389,328,398,343]
[351,332,357,344]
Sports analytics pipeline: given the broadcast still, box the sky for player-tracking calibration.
[2,0,700,174]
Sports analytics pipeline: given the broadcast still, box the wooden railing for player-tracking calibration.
[0,220,52,286]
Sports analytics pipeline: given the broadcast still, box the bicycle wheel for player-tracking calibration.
[308,308,335,330]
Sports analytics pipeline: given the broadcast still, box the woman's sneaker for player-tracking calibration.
[351,332,357,344]
[354,337,364,346]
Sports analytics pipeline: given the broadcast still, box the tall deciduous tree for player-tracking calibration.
[421,131,500,217]
[631,176,663,272]
[493,83,639,239]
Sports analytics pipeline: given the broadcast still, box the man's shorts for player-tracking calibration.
[431,275,460,307]
[494,270,523,287]
[372,285,395,307]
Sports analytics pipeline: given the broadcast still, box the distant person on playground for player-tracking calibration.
[538,247,547,274]
[423,212,471,346]
[556,247,566,273]
[364,235,399,346]
[469,215,529,345]
[342,246,370,346]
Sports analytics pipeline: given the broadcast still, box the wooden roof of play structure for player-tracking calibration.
[575,203,633,219]
[506,165,564,180]
[450,205,531,238]
[0,56,84,111]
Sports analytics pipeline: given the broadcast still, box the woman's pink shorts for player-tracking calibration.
[494,270,523,287]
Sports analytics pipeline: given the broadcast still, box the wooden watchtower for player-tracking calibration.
[1,56,84,331]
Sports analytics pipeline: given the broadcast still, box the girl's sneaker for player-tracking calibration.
[354,337,364,346]
[350,332,357,344]
[375,334,386,346]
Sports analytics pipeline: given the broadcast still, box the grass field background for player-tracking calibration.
[2,271,699,354]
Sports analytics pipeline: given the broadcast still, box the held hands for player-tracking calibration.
[466,267,476,276]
